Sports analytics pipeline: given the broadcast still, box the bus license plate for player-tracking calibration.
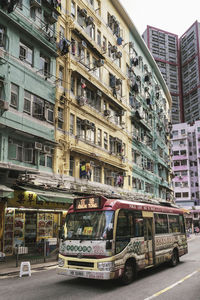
[70,270,84,276]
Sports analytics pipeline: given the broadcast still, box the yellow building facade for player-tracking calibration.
[55,0,172,200]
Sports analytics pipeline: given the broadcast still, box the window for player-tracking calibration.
[175,192,181,198]
[71,75,75,94]
[59,25,65,40]
[93,166,101,183]
[172,130,178,136]
[102,36,107,52]
[0,25,6,49]
[24,91,31,114]
[181,129,185,135]
[97,30,101,46]
[116,210,143,254]
[39,54,50,77]
[71,1,76,17]
[183,192,189,198]
[97,129,102,146]
[155,213,168,234]
[59,65,64,86]
[89,24,95,40]
[23,91,54,122]
[169,215,180,233]
[57,107,64,129]
[10,83,19,108]
[8,139,34,164]
[19,41,33,65]
[40,153,53,168]
[69,156,74,176]
[104,132,108,149]
[70,114,74,134]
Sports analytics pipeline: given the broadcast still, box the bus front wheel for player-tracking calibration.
[121,260,137,285]
[169,249,179,267]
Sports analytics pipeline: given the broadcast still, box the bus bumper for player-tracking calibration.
[57,266,115,280]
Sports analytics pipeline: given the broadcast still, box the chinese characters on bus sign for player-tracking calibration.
[74,197,100,210]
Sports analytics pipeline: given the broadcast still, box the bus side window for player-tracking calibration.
[169,215,180,233]
[133,211,144,237]
[116,210,133,239]
[179,215,185,233]
[134,218,143,237]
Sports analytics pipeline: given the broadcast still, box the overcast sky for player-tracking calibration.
[121,0,200,37]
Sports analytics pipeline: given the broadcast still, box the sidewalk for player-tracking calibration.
[0,260,57,277]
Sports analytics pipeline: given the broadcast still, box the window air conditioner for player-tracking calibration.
[115,51,122,59]
[80,8,87,17]
[78,96,87,106]
[34,142,43,150]
[43,145,51,154]
[86,16,94,26]
[116,78,122,86]
[46,11,58,24]
[129,42,134,49]
[104,109,111,116]
[95,59,104,68]
[82,119,91,127]
[97,90,102,97]
[111,15,117,23]
[110,45,117,53]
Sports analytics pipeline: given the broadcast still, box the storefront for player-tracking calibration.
[3,187,74,256]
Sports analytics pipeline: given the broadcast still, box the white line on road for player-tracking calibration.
[144,269,200,300]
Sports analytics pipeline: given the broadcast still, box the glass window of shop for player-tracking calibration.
[3,209,61,255]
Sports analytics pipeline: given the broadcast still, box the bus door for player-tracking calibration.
[142,212,155,266]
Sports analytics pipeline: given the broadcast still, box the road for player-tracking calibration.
[0,236,200,300]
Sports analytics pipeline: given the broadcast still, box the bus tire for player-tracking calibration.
[121,260,137,285]
[169,249,179,267]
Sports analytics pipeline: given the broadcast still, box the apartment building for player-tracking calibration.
[0,0,172,256]
[0,0,66,256]
[55,0,172,201]
[180,21,200,124]
[171,121,200,207]
[143,26,182,124]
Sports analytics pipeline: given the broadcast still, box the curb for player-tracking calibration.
[0,263,57,277]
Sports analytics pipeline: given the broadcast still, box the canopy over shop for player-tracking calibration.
[2,186,75,256]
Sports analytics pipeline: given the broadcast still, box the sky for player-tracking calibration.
[121,0,200,37]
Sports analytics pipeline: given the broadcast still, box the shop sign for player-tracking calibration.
[7,191,69,209]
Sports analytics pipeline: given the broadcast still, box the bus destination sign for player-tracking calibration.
[74,197,100,210]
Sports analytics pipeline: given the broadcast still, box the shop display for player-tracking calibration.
[37,213,53,239]
[25,212,37,244]
[4,209,14,255]
[14,212,25,247]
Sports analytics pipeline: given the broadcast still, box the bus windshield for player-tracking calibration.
[64,210,114,240]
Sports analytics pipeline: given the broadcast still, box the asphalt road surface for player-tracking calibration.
[0,236,200,300]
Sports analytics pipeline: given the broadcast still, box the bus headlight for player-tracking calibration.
[97,261,115,271]
[58,258,65,267]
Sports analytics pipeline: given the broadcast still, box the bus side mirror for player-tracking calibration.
[106,240,112,249]
[59,228,64,240]
[106,228,113,240]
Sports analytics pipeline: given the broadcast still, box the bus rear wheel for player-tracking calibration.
[169,249,179,267]
[121,261,137,285]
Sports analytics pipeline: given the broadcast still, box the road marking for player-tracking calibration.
[144,269,200,300]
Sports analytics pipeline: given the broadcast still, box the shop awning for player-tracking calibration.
[0,185,14,199]
[18,186,74,204]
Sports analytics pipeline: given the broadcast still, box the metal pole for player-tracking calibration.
[44,239,46,263]
[16,245,19,267]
